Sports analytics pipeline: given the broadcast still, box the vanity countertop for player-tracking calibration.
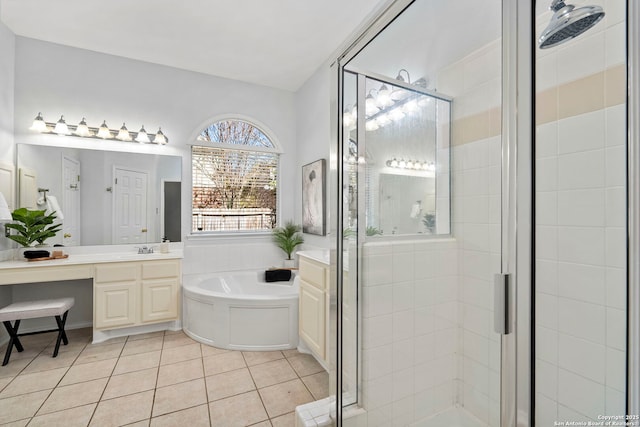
[297,250,329,265]
[0,244,184,271]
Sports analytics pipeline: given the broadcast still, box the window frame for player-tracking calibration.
[189,118,282,237]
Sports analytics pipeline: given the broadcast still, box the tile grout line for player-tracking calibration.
[86,333,130,427]
[241,350,272,425]
[286,354,320,402]
[1,331,326,426]
[201,342,213,427]
[27,334,91,424]
[148,330,165,424]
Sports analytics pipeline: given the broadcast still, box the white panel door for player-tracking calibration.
[62,156,81,246]
[114,168,148,244]
[18,167,38,209]
[0,162,15,210]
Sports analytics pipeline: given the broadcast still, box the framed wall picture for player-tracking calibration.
[302,159,326,236]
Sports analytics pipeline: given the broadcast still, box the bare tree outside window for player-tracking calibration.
[192,120,278,232]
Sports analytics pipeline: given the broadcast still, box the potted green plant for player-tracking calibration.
[422,212,436,234]
[5,208,62,248]
[272,221,304,267]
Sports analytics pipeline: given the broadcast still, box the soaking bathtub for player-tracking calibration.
[182,270,299,351]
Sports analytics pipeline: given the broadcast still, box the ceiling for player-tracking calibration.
[0,0,385,92]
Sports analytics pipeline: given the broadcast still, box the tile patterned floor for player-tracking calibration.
[0,328,329,426]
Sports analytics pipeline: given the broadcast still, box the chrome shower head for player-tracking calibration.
[539,0,605,49]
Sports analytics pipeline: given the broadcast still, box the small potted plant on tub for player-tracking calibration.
[272,221,304,268]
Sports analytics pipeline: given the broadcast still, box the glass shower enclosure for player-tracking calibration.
[334,0,515,425]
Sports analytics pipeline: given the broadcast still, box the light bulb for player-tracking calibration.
[135,125,150,143]
[154,127,167,145]
[376,114,390,127]
[376,84,392,107]
[117,123,131,141]
[407,160,414,169]
[390,158,398,168]
[414,77,428,88]
[389,107,405,121]
[365,94,379,116]
[343,109,354,128]
[75,117,90,137]
[403,99,419,114]
[390,87,408,101]
[30,112,47,132]
[358,156,366,164]
[418,96,431,107]
[54,115,70,135]
[365,120,379,131]
[97,120,111,139]
[399,159,406,168]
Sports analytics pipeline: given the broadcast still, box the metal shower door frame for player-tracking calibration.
[502,1,534,426]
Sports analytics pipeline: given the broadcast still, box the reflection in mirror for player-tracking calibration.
[16,144,182,246]
[344,74,451,237]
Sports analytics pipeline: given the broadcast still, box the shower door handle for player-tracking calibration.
[494,273,512,335]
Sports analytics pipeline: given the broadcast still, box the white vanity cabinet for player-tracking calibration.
[94,263,139,329]
[94,259,181,330]
[141,261,180,323]
[298,255,329,364]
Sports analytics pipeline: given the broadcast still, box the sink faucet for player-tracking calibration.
[136,246,154,254]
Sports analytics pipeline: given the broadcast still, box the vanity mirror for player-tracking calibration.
[343,73,451,237]
[16,144,182,246]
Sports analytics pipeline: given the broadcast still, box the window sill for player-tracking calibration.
[186,231,273,242]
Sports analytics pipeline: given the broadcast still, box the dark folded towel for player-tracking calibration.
[265,269,292,283]
[23,250,50,259]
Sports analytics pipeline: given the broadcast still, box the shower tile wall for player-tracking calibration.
[534,2,626,425]
[183,239,285,275]
[440,39,503,426]
[360,239,459,427]
[359,39,504,427]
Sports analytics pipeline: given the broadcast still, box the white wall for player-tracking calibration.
[0,4,15,339]
[294,64,333,250]
[0,4,13,166]
[13,36,298,272]
[0,8,15,257]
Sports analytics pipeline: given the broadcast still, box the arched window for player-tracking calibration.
[192,119,279,233]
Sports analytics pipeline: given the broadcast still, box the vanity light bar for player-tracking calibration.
[386,158,435,172]
[29,113,169,145]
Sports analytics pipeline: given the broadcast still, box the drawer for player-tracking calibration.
[95,263,139,283]
[299,258,325,290]
[142,260,181,280]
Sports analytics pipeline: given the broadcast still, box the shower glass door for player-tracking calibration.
[533,0,629,424]
[335,0,515,425]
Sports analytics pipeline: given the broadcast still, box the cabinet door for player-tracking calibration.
[141,278,178,323]
[299,279,325,359]
[95,282,138,329]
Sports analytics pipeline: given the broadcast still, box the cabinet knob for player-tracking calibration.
[141,228,148,233]
[63,233,72,238]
